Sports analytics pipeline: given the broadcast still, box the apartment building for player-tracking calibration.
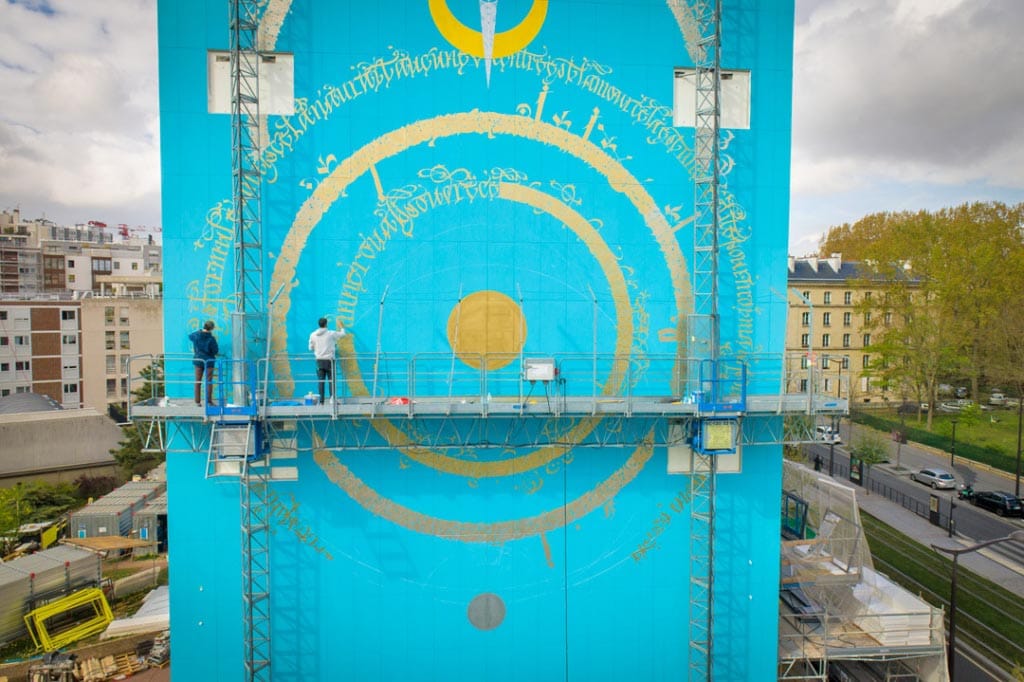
[0,300,83,407]
[1,209,164,414]
[786,254,891,405]
[1,209,161,295]
[80,297,162,412]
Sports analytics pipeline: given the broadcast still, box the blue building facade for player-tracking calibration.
[157,1,794,679]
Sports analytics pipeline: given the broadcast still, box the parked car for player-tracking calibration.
[910,468,957,490]
[970,491,1023,517]
[815,425,840,444]
[989,391,1007,407]
[954,386,969,399]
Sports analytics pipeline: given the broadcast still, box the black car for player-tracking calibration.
[970,491,1023,517]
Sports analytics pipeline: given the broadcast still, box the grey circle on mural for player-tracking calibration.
[467,592,506,630]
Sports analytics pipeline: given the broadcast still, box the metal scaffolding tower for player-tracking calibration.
[229,0,271,679]
[689,0,722,679]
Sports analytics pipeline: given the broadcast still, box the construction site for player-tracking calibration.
[103,0,953,680]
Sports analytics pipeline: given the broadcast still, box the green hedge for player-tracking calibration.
[850,411,1017,474]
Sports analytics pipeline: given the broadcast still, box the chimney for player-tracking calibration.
[827,253,842,272]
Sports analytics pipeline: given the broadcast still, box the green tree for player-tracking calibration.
[851,211,964,429]
[111,359,166,477]
[852,430,889,491]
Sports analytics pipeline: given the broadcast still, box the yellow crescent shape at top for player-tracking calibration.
[429,0,548,58]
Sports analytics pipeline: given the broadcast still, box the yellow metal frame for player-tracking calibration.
[23,587,114,652]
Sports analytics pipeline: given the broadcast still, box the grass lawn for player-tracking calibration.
[855,406,1024,475]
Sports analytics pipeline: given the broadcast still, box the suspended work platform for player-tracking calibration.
[127,352,848,452]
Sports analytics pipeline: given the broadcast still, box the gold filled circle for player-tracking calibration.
[447,290,526,371]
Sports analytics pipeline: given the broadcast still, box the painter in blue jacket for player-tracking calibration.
[189,320,219,405]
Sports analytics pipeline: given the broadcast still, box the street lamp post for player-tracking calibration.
[949,418,958,469]
[931,531,1024,681]
[1015,395,1022,498]
[828,414,837,477]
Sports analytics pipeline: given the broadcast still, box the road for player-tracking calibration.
[803,422,1024,682]
[807,425,1024,569]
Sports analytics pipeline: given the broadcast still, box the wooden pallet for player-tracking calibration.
[114,653,145,677]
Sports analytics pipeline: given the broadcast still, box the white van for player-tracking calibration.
[816,425,841,444]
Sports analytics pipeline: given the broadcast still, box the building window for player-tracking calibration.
[105,307,115,326]
[862,355,870,369]
[864,292,872,301]
[822,334,830,348]
[63,383,78,393]
[119,331,130,349]
[802,290,810,302]
[120,377,128,395]
[106,379,117,397]
[799,379,808,392]
[863,333,871,347]
[822,312,831,327]
[105,331,115,350]
[68,259,75,267]
[801,311,810,326]
[62,334,77,345]
[0,362,8,371]
[884,312,892,326]
[120,354,130,373]
[114,261,121,270]
[14,336,28,346]
[842,333,851,348]
[823,292,832,305]
[68,274,76,283]
[119,307,129,325]
[822,357,831,370]
[61,310,76,320]
[800,333,809,348]
[844,291,852,305]
[0,311,6,321]
[843,312,852,326]
[824,378,832,392]
[0,389,8,397]
[864,312,872,324]
[841,356,850,370]
[106,355,116,373]
[15,361,30,371]
[800,356,809,369]
[0,337,7,346]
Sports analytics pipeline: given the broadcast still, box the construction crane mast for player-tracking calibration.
[229,0,271,680]
[689,0,722,679]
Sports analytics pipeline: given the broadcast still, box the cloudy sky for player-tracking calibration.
[1,0,1022,254]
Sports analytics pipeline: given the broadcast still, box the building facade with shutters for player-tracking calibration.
[786,254,893,405]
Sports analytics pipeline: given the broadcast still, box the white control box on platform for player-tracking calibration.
[523,359,557,382]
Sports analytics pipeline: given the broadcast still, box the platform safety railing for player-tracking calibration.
[124,352,848,420]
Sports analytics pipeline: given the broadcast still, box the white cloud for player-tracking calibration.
[0,0,160,224]
[790,0,1024,247]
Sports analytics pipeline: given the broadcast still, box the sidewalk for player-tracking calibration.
[854,485,1024,594]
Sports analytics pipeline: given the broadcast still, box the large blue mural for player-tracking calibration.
[157,1,794,679]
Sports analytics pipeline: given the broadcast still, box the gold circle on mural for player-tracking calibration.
[447,290,526,370]
[265,111,688,538]
[269,111,691,480]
